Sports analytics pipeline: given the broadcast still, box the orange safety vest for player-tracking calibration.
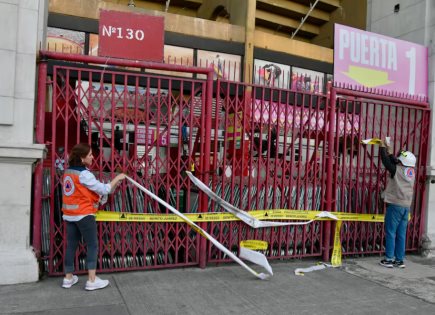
[62,169,100,216]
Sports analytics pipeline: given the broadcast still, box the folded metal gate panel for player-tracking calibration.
[204,81,330,262]
[330,88,430,256]
[35,53,214,275]
[34,53,430,275]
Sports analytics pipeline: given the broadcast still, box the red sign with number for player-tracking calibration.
[98,10,164,62]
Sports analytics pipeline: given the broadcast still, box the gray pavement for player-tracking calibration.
[1,255,435,315]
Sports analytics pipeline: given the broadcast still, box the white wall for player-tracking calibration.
[0,0,47,284]
[367,0,435,252]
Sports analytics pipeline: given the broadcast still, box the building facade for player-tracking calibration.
[0,0,433,284]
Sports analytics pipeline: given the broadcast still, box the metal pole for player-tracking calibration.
[32,57,48,257]
[291,0,320,39]
[199,71,214,268]
[322,85,336,262]
[39,51,212,75]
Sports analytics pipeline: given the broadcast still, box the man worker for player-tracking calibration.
[379,137,416,268]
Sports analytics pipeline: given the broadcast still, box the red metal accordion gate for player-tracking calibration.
[329,87,430,256]
[33,52,430,276]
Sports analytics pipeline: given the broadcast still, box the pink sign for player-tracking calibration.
[334,24,428,98]
[99,10,164,62]
[136,127,168,146]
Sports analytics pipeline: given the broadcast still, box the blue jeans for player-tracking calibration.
[384,204,409,261]
[64,215,98,273]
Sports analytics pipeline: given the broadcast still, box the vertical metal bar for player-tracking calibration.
[322,86,336,262]
[312,94,322,210]
[408,107,417,248]
[289,91,298,210]
[63,68,72,273]
[264,87,272,208]
[295,93,304,210]
[121,74,128,268]
[246,86,258,247]
[330,95,341,253]
[122,74,128,176]
[399,106,405,151]
[229,84,238,207]
[273,91,282,255]
[49,67,59,274]
[212,80,222,203]
[199,70,214,268]
[246,86,255,211]
[256,88,265,209]
[340,100,348,213]
[360,100,370,220]
[362,101,374,251]
[341,99,350,252]
[272,91,280,209]
[132,75,139,216]
[110,73,116,180]
[352,100,360,252]
[409,108,417,153]
[280,90,289,210]
[32,58,48,257]
[370,100,385,253]
[418,110,430,242]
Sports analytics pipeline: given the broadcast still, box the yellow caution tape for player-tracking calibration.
[329,213,410,267]
[361,138,383,145]
[97,211,242,222]
[240,240,269,250]
[96,209,386,223]
[96,209,406,268]
[331,221,343,267]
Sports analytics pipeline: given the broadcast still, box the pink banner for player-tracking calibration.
[334,24,428,98]
[252,100,359,136]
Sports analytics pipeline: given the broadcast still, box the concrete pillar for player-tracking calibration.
[0,147,45,284]
[0,0,47,284]
[243,0,255,84]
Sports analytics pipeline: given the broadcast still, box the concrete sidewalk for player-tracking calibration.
[1,255,434,315]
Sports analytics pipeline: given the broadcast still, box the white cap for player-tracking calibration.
[398,151,416,167]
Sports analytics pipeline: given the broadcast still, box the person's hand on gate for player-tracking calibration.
[380,136,391,149]
[110,173,127,192]
[384,136,392,154]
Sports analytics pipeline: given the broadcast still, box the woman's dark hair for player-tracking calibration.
[68,143,91,167]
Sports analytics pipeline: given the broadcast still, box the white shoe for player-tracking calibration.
[85,276,109,291]
[62,275,79,288]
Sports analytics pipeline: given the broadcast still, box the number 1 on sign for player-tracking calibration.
[406,47,416,95]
